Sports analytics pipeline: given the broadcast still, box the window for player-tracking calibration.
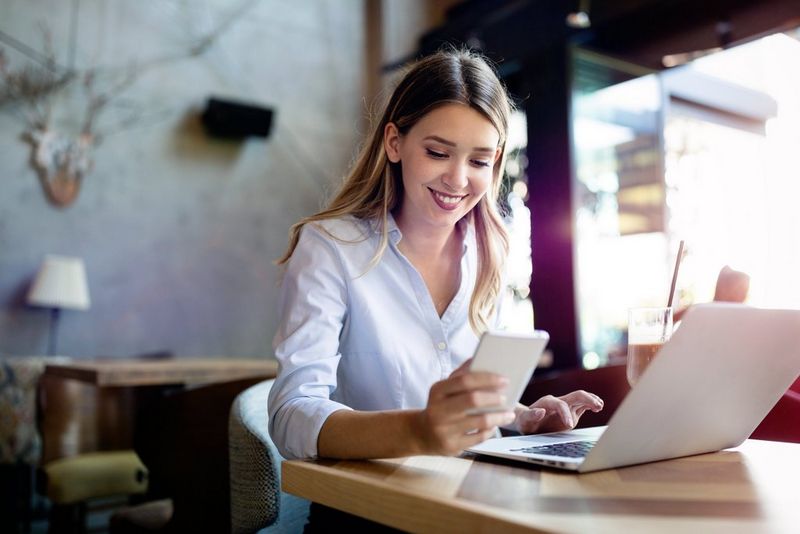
[571,30,800,368]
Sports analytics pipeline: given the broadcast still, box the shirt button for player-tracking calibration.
[437,342,447,351]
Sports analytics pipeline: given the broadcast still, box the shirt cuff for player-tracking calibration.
[272,397,353,460]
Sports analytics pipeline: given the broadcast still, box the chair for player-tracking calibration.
[228,379,310,534]
[37,368,148,533]
[750,376,800,443]
[0,356,147,533]
[1,356,52,532]
[110,375,279,533]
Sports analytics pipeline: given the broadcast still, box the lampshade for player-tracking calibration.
[27,255,91,310]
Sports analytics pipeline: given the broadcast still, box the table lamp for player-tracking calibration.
[27,255,90,355]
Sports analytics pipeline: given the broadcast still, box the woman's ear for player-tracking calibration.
[384,122,402,163]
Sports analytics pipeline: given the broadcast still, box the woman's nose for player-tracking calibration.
[442,162,469,191]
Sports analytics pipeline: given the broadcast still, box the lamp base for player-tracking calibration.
[48,307,61,356]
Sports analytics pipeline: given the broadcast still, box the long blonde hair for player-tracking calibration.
[278,49,512,333]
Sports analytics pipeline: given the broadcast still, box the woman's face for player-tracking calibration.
[384,103,501,232]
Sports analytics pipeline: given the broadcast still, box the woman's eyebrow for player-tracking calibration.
[423,135,495,153]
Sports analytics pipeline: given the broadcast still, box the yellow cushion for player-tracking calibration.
[43,450,148,504]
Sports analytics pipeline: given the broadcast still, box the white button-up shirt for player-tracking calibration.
[268,214,494,460]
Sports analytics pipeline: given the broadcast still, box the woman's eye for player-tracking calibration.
[426,149,447,159]
[471,160,491,168]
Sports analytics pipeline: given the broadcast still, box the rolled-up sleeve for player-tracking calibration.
[268,224,353,459]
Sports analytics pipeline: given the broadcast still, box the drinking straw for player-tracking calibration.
[667,240,685,308]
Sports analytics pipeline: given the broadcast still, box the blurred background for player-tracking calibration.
[1,0,799,370]
[3,1,800,532]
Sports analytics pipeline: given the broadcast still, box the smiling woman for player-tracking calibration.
[385,103,501,317]
[384,104,500,230]
[267,49,604,467]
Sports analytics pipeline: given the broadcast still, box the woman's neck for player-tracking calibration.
[393,212,462,260]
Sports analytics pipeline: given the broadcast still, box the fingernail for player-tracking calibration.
[533,408,546,418]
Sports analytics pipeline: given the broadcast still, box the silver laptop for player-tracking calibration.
[467,303,800,472]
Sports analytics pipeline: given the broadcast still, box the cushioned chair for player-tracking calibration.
[1,356,54,532]
[1,356,148,533]
[750,376,800,443]
[42,451,146,505]
[37,371,148,533]
[228,379,310,534]
[109,375,280,534]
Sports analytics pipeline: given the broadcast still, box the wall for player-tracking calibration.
[0,0,367,357]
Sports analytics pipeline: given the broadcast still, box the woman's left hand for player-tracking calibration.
[514,391,604,434]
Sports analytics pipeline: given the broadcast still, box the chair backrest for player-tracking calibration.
[1,357,47,465]
[38,373,137,464]
[228,378,280,534]
[0,356,79,465]
[751,376,800,443]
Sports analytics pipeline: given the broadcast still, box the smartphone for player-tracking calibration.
[466,330,549,415]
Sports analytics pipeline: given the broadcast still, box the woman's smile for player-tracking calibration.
[428,187,467,211]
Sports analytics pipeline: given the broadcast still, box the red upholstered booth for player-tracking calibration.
[750,376,800,443]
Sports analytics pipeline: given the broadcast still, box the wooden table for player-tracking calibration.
[44,357,278,387]
[42,357,278,533]
[283,439,800,533]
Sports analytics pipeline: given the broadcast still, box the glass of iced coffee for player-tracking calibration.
[627,307,673,387]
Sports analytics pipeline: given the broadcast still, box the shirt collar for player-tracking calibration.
[373,212,474,253]
[386,212,402,245]
[365,213,402,245]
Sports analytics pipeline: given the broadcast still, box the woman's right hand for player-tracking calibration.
[414,360,515,456]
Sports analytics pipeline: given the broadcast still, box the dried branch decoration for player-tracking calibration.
[0,1,258,208]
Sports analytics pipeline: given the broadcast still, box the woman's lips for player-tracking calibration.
[428,187,466,211]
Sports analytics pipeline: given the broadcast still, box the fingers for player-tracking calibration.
[557,399,574,427]
[460,410,516,433]
[515,407,546,434]
[431,371,507,400]
[420,409,512,456]
[533,395,575,427]
[455,427,502,455]
[421,371,513,455]
[435,390,508,420]
[528,407,547,420]
[449,357,473,377]
[560,390,604,412]
[518,390,606,435]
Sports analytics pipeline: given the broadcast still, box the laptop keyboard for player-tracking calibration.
[510,440,596,458]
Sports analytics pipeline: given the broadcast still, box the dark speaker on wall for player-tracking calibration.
[201,97,274,139]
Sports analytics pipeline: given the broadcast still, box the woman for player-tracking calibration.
[268,49,603,461]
